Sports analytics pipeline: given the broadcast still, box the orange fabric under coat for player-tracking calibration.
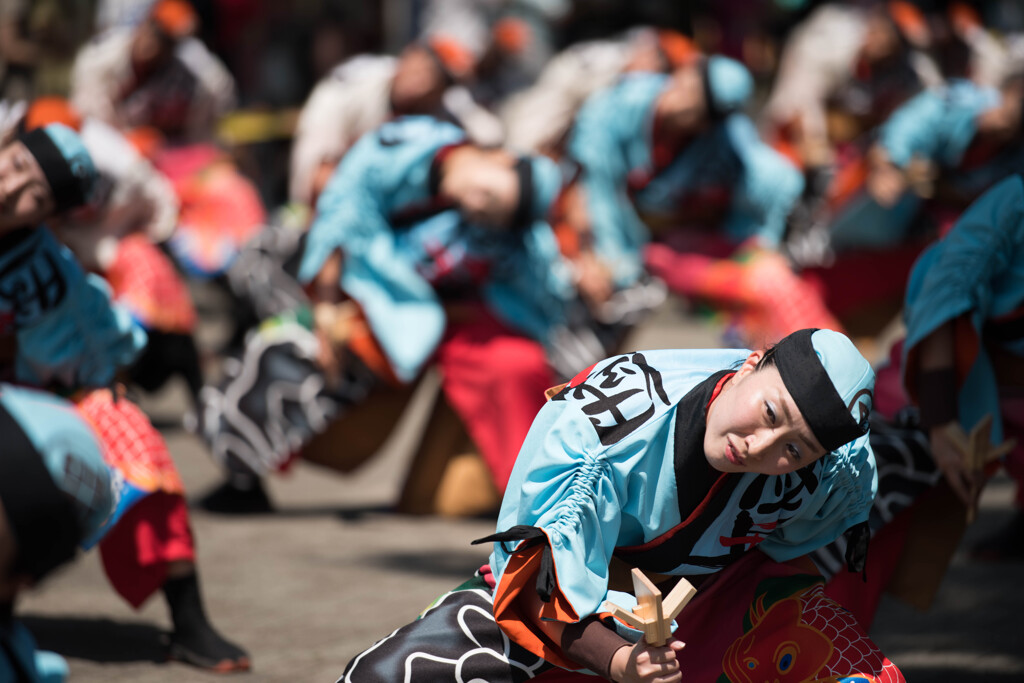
[491,542,582,670]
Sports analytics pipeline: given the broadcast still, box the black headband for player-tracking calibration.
[0,403,81,581]
[511,156,533,231]
[17,128,85,213]
[773,329,867,452]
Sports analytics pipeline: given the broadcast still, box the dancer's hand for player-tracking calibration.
[609,636,686,683]
[929,422,981,507]
[575,252,614,308]
[867,160,907,207]
[313,301,356,383]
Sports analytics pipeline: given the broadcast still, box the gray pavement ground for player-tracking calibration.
[16,300,1024,682]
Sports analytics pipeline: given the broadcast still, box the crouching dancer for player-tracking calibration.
[339,329,904,682]
[0,124,248,671]
[0,385,117,682]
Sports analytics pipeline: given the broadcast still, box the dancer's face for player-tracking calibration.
[0,140,55,232]
[456,160,519,230]
[704,351,828,475]
[658,64,709,135]
[390,46,447,115]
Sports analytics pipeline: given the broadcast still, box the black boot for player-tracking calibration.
[163,572,251,672]
[194,477,274,515]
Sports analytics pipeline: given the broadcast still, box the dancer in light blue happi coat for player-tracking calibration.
[566,59,805,289]
[299,114,579,383]
[201,114,599,501]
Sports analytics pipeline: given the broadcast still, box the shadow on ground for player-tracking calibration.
[871,504,1024,682]
[20,616,168,664]
[365,549,487,579]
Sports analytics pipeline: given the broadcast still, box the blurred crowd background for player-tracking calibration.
[5,0,1024,679]
[5,0,1021,205]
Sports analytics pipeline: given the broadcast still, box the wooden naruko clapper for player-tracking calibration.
[601,569,697,647]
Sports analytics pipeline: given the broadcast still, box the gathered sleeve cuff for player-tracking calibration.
[481,396,636,666]
[759,433,877,563]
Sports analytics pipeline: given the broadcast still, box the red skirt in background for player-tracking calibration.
[435,308,555,494]
[75,389,195,608]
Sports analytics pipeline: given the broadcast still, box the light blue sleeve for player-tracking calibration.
[760,433,877,561]
[483,219,576,342]
[724,114,805,247]
[13,231,146,389]
[568,78,661,288]
[490,397,628,621]
[297,133,445,383]
[902,174,1024,440]
[879,82,997,169]
[487,347,696,621]
[878,89,949,167]
[0,383,117,544]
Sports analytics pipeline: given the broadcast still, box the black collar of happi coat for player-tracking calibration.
[614,369,745,574]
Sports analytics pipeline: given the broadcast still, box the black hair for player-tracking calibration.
[510,156,533,232]
[755,344,779,371]
[698,57,724,122]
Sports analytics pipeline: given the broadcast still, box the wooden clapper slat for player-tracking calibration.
[943,415,1017,523]
[601,569,697,646]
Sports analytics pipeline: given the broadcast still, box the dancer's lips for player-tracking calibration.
[726,438,743,467]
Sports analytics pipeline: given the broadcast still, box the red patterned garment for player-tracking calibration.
[74,389,194,607]
[75,388,185,496]
[645,240,843,348]
[535,551,903,683]
[106,234,197,334]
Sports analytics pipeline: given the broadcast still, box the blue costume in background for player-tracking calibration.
[567,70,804,287]
[903,174,1024,447]
[830,79,1017,250]
[299,115,575,383]
[203,116,584,488]
[0,226,146,390]
[0,384,120,683]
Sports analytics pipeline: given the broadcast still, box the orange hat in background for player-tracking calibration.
[492,17,532,55]
[150,0,199,39]
[656,29,701,69]
[887,0,930,48]
[24,97,82,133]
[949,2,982,37]
[427,36,476,81]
